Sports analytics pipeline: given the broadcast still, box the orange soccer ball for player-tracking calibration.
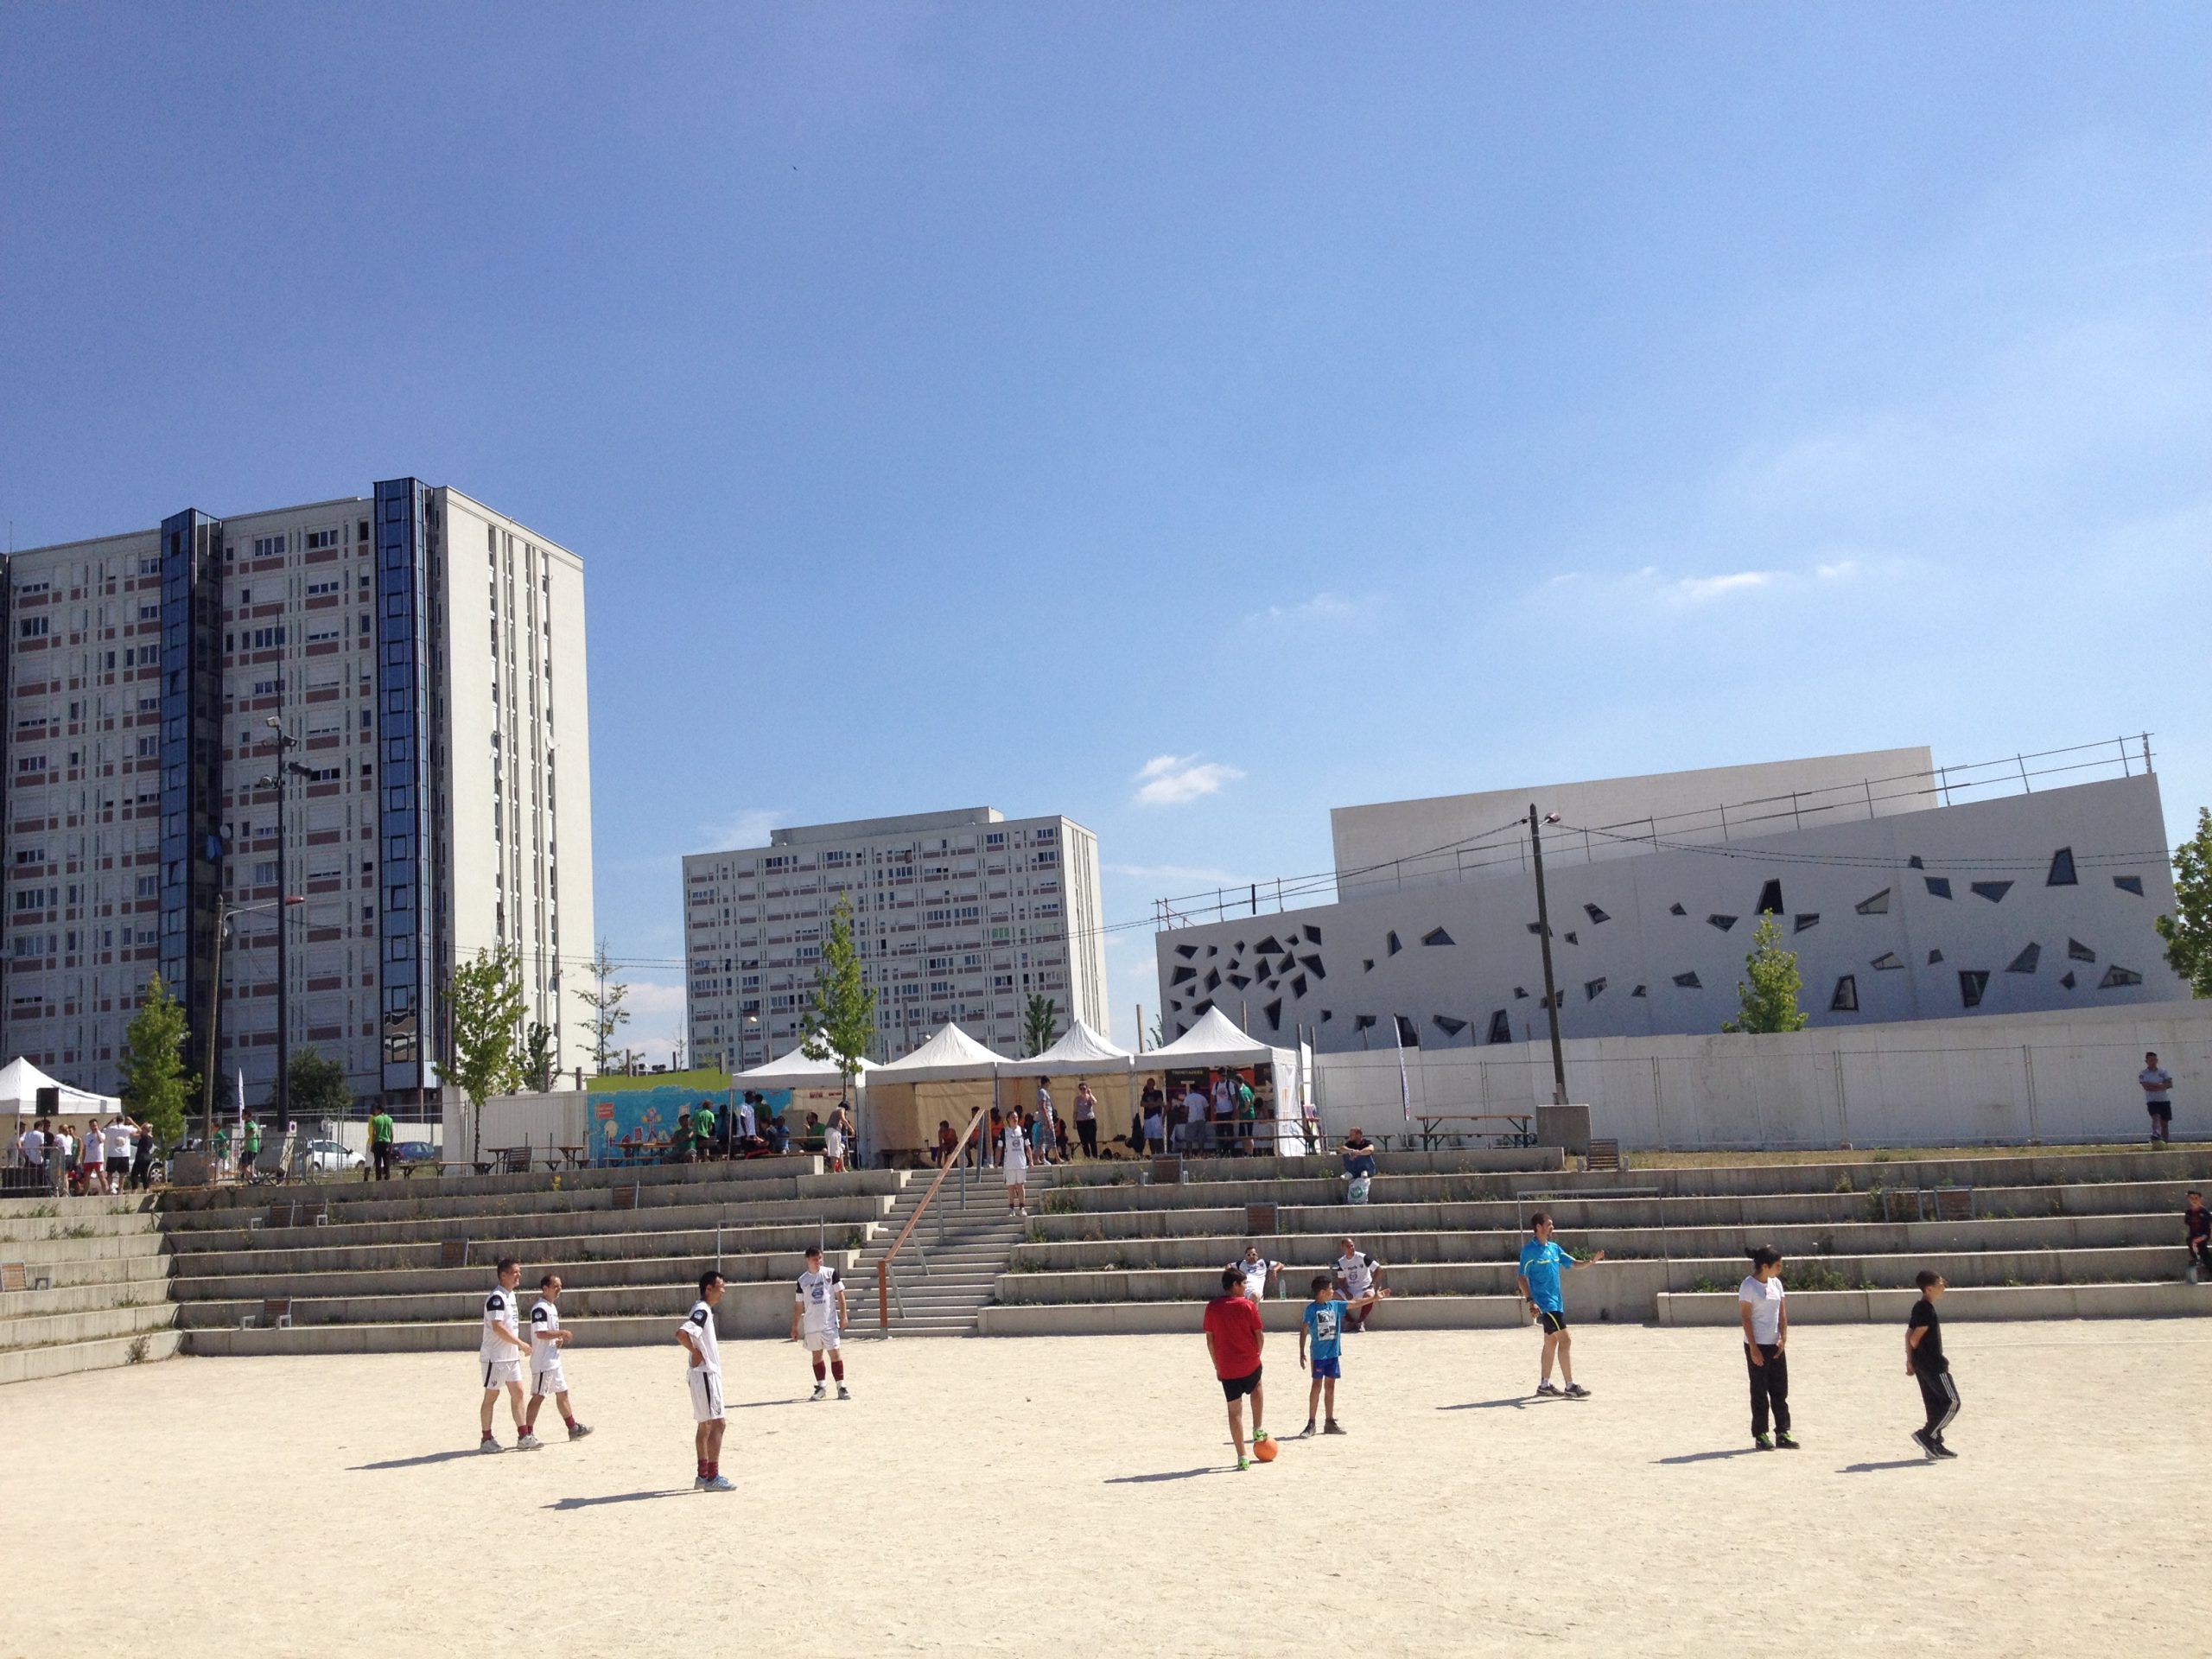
[1252,1434,1278,1463]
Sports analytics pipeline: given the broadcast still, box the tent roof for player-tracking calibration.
[0,1056,121,1115]
[1001,1019,1135,1077]
[872,1023,1007,1083]
[1143,1007,1286,1068]
[734,1044,874,1090]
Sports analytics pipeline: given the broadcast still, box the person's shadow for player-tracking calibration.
[1103,1467,1213,1484]
[1840,1459,1931,1474]
[1653,1448,1759,1465]
[1435,1396,1548,1412]
[350,1448,495,1471]
[543,1489,693,1511]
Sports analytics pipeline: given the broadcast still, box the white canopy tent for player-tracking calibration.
[735,1045,875,1090]
[867,1024,1007,1160]
[870,1023,1007,1083]
[999,1020,1134,1077]
[1142,1009,1310,1154]
[0,1056,122,1118]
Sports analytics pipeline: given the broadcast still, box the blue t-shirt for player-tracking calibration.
[1517,1238,1576,1313]
[1302,1299,1345,1363]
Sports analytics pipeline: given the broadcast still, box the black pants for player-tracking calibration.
[1745,1343,1790,1436]
[2190,1237,2212,1273]
[1916,1367,1961,1440]
[1076,1119,1097,1158]
[372,1142,394,1180]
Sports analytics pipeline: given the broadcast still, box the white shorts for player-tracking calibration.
[531,1361,568,1397]
[688,1367,725,1422]
[802,1328,842,1353]
[482,1357,523,1389]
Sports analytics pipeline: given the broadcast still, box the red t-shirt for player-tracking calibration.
[1202,1294,1264,1379]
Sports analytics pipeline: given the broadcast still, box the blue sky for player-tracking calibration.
[3,5,2207,1057]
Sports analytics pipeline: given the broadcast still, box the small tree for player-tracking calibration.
[1022,994,1059,1058]
[519,1021,556,1093]
[2156,805,2212,997]
[802,894,877,1106]
[449,944,525,1160]
[287,1048,353,1122]
[574,938,630,1077]
[118,972,193,1147]
[1722,913,1810,1034]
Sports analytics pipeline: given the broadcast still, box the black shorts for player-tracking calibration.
[1218,1365,1263,1401]
[105,1159,130,1177]
[2149,1104,2172,1122]
[1536,1309,1568,1336]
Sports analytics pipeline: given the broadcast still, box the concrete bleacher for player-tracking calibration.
[977,1146,2212,1334]
[0,1195,181,1383]
[165,1155,916,1357]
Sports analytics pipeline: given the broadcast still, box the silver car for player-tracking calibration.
[300,1139,366,1176]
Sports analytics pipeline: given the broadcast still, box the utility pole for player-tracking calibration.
[260,718,312,1125]
[1528,804,1567,1106]
[201,893,300,1147]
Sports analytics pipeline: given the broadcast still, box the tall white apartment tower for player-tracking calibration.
[683,808,1108,1067]
[0,480,594,1111]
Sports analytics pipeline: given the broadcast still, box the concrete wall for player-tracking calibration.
[1313,1000,2212,1149]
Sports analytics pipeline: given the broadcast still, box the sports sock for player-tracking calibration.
[696,1459,707,1478]
[812,1357,826,1380]
[830,1358,844,1381]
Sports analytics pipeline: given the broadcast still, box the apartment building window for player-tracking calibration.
[137,603,160,621]
[16,756,47,774]
[251,535,287,558]
[304,530,340,551]
[18,616,48,639]
[250,678,282,696]
[306,579,341,596]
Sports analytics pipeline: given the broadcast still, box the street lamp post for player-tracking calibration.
[259,716,315,1127]
[201,893,304,1148]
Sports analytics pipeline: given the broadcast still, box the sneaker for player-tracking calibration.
[1562,1383,1592,1399]
[701,1474,735,1491]
[1776,1432,1801,1450]
[1911,1429,1937,1460]
[1324,1421,1347,1436]
[1297,1423,1317,1439]
[1236,1456,1250,1471]
[1930,1440,1959,1460]
[836,1384,851,1401]
[1753,1433,1774,1452]
[566,1422,593,1440]
[1535,1381,1562,1396]
[693,1475,709,1491]
[515,1433,543,1452]
[478,1436,503,1454]
[809,1383,826,1402]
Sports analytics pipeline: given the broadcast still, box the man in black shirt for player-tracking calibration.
[1906,1269,1960,1459]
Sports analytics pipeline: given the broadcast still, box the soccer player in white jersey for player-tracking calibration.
[790,1243,851,1401]
[678,1270,732,1491]
[478,1257,532,1452]
[1333,1237,1390,1332]
[520,1274,592,1447]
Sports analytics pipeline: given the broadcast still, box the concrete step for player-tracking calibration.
[976,1294,1527,1336]
[0,1254,172,1293]
[157,1156,903,1215]
[168,1249,861,1305]
[158,1185,899,1233]
[0,1279,176,1320]
[166,1205,887,1255]
[169,1224,875,1278]
[0,1327,182,1386]
[1656,1280,2212,1325]
[0,1210,165,1243]
[0,1300,180,1351]
[175,1279,791,1330]
[0,1233,171,1268]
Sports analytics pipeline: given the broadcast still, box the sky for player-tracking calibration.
[3,4,2207,1059]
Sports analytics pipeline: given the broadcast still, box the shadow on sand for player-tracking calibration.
[350,1448,501,1471]
[1840,1459,1932,1474]
[1653,1448,1763,1465]
[544,1489,696,1511]
[1104,1467,1215,1485]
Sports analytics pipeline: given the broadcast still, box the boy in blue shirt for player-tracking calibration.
[1297,1274,1375,1437]
[1516,1211,1605,1398]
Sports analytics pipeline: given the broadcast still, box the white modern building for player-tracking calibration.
[1154,743,2189,1052]
[683,808,1108,1067]
[1,480,594,1111]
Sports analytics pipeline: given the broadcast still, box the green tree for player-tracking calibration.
[287,1048,353,1121]
[1022,994,1059,1057]
[1721,913,1810,1034]
[449,944,526,1160]
[574,938,629,1077]
[801,894,877,1106]
[2156,806,2212,997]
[118,972,194,1147]
[519,1021,556,1093]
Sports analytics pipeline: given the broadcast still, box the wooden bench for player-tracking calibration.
[245,1296,292,1330]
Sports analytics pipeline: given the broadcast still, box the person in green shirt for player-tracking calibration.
[370,1109,397,1182]
[691,1101,716,1164]
[239,1116,263,1181]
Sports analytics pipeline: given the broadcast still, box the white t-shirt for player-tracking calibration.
[1001,1128,1028,1173]
[1213,1082,1235,1119]
[530,1297,563,1367]
[680,1299,721,1374]
[795,1267,842,1335]
[1236,1257,1276,1299]
[83,1128,105,1164]
[480,1286,521,1362]
[20,1128,44,1166]
[1335,1252,1377,1297]
[1738,1275,1786,1344]
[2141,1067,2173,1104]
[106,1125,132,1159]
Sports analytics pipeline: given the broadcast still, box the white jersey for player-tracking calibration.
[1335,1252,1377,1298]
[480,1287,520,1362]
[83,1128,105,1164]
[530,1297,563,1366]
[1236,1258,1276,1299]
[680,1299,721,1375]
[1001,1128,1028,1173]
[795,1267,843,1335]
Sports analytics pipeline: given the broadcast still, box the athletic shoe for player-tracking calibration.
[1776,1432,1800,1450]
[1297,1423,1316,1439]
[1930,1440,1959,1460]
[1236,1456,1250,1471]
[702,1474,735,1491]
[693,1476,708,1491]
[1324,1421,1347,1436]
[836,1384,852,1401]
[809,1383,826,1402]
[478,1437,503,1454]
[1534,1381,1562,1396]
[567,1422,593,1440]
[1562,1383,1591,1398]
[1911,1429,1938,1459]
[515,1433,544,1452]
[1753,1433,1774,1451]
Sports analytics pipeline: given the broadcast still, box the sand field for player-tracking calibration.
[0,1319,2205,1657]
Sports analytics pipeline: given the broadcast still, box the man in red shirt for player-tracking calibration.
[1202,1267,1268,1470]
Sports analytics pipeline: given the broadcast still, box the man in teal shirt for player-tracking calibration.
[1516,1211,1605,1399]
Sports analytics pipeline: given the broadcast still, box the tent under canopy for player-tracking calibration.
[0,1056,122,1116]
[1000,1019,1134,1077]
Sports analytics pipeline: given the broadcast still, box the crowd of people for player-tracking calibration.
[609,1094,856,1171]
[8,1115,159,1195]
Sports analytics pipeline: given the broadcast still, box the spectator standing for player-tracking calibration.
[1073,1083,1099,1160]
[239,1116,262,1180]
[934,1119,957,1170]
[1001,1108,1031,1217]
[83,1121,107,1195]
[1738,1246,1797,1451]
[1035,1081,1055,1145]
[2139,1052,2174,1145]
[1142,1093,1166,1154]
[369,1106,397,1181]
[984,1104,1004,1170]
[1235,1074,1259,1155]
[1212,1075,1236,1154]
[823,1108,849,1173]
[54,1124,76,1195]
[129,1120,156,1192]
[105,1119,133,1191]
[19,1121,46,1183]
[1029,1099,1053,1165]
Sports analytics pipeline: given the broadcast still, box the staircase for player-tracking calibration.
[0,1196,180,1385]
[857,1164,1026,1338]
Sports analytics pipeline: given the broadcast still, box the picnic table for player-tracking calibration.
[555,1144,588,1170]
[1413,1113,1536,1149]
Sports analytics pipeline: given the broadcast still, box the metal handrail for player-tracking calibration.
[875,1104,990,1334]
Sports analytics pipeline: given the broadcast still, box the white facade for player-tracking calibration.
[0,482,593,1109]
[1158,751,2187,1052]
[683,807,1107,1067]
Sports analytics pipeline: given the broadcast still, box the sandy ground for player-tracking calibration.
[0,1320,2205,1658]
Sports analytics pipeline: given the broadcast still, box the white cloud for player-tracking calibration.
[1132,753,1245,806]
[1672,570,1775,603]
[697,807,783,852]
[1243,590,1380,627]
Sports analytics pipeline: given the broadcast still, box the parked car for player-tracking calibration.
[391,1140,440,1169]
[300,1139,367,1176]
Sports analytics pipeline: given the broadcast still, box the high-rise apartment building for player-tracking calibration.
[683,808,1107,1067]
[1,480,593,1109]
